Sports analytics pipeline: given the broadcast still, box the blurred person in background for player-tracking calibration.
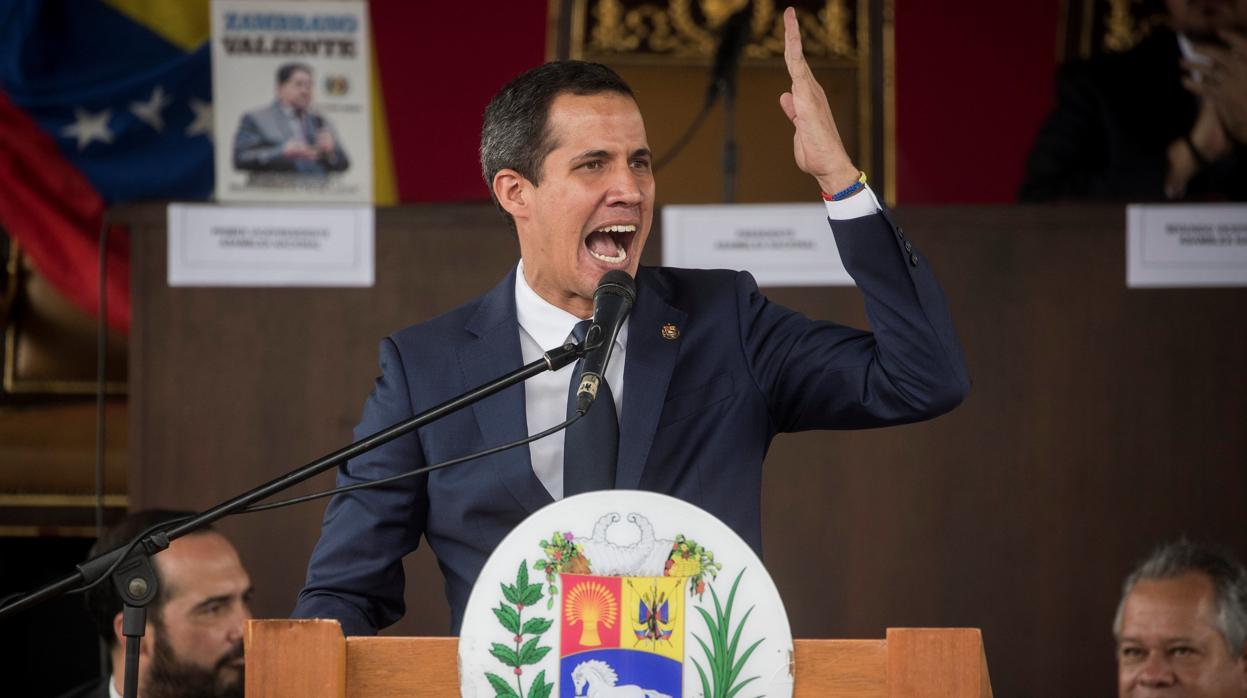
[1021,0,1247,202]
[1115,540,1247,697]
[58,510,253,698]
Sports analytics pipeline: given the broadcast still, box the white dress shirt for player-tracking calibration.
[515,187,878,500]
[279,103,310,142]
[515,260,628,500]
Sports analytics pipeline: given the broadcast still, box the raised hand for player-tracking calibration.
[778,7,858,193]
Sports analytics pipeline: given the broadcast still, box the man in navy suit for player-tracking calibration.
[293,9,969,635]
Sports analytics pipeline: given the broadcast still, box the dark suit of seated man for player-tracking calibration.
[292,8,970,636]
[232,62,349,175]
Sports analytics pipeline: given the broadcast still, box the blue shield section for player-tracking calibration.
[561,648,681,697]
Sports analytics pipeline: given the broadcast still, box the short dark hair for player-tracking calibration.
[276,62,313,86]
[479,60,635,226]
[1113,539,1247,654]
[83,510,205,648]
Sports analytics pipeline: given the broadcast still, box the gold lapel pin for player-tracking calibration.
[661,323,680,340]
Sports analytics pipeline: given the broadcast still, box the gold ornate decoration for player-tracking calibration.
[1,240,127,397]
[581,0,856,62]
[1103,0,1137,52]
[554,0,895,203]
[1073,0,1169,57]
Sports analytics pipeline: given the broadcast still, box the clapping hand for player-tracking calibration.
[1183,29,1247,153]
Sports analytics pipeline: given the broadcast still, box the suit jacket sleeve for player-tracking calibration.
[739,207,970,432]
[292,337,429,635]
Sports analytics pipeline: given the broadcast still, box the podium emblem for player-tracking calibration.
[458,492,794,698]
[556,574,684,696]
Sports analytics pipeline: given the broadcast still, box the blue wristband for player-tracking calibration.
[821,171,868,201]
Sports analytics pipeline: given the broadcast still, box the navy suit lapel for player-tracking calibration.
[617,267,686,490]
[460,269,554,514]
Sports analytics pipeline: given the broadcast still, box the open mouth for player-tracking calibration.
[584,224,637,265]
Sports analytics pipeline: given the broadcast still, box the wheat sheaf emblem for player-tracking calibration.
[563,580,618,646]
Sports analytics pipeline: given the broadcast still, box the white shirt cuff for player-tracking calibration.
[822,184,881,220]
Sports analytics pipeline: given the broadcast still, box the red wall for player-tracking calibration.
[371,1,549,203]
[894,2,1061,203]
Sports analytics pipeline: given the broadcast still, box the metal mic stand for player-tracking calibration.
[0,341,585,698]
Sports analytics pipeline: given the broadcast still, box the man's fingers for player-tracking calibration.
[779,92,797,122]
[782,7,814,82]
[1181,58,1225,88]
[1184,75,1227,105]
[1182,76,1208,97]
[783,7,801,63]
[1193,43,1231,68]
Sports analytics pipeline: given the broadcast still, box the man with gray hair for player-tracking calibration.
[1115,540,1247,697]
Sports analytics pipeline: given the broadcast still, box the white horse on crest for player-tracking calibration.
[570,659,673,698]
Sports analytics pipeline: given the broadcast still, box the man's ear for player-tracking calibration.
[493,169,530,221]
[112,609,156,658]
[112,611,125,647]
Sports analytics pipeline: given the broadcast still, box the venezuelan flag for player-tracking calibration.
[0,0,219,332]
[0,0,401,333]
[0,0,548,332]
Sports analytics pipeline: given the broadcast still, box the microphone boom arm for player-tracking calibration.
[0,340,584,622]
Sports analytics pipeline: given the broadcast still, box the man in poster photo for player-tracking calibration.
[232,62,350,176]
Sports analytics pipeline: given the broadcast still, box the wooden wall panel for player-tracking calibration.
[625,63,861,204]
[127,203,1247,698]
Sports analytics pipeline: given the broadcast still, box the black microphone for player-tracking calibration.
[575,270,636,414]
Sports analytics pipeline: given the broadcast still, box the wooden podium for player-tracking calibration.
[246,619,992,697]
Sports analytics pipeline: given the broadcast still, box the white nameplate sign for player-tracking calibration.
[167,204,374,286]
[1127,204,1247,287]
[662,203,853,286]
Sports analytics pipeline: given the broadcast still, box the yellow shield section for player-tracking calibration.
[621,576,687,662]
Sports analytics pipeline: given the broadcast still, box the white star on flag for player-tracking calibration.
[186,98,213,140]
[61,108,114,150]
[130,85,173,132]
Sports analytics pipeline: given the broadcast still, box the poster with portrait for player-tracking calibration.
[211,0,372,203]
